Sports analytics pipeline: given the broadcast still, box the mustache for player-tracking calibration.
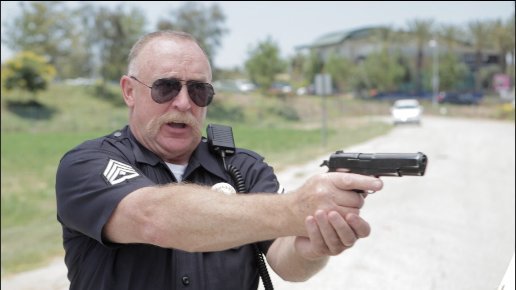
[159,111,198,127]
[152,111,203,136]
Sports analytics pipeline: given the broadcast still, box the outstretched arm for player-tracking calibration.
[104,172,382,253]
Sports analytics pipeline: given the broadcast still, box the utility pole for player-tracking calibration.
[315,73,331,147]
[429,38,439,106]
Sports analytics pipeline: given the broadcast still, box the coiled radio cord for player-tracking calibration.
[225,162,274,290]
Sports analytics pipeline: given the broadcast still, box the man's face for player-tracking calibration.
[122,38,212,164]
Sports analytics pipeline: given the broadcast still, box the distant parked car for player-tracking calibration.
[234,79,256,93]
[213,79,256,93]
[391,99,423,125]
[268,82,293,96]
[437,91,483,105]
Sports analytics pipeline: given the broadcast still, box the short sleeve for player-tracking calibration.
[56,146,155,245]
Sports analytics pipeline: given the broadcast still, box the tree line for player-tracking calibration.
[1,1,514,98]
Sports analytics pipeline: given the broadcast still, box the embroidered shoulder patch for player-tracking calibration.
[103,159,139,185]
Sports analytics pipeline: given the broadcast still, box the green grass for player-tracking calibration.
[229,122,391,171]
[0,124,390,275]
[1,131,102,274]
[0,84,381,275]
[6,82,511,276]
[1,83,129,276]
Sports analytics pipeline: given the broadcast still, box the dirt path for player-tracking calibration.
[1,257,69,290]
[3,116,514,290]
[259,116,515,290]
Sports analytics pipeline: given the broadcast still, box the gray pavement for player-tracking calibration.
[261,116,515,290]
[2,116,515,290]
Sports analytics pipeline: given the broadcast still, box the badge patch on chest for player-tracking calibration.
[211,182,237,195]
[103,159,139,185]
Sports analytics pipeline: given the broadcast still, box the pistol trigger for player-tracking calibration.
[353,189,375,196]
[353,189,368,198]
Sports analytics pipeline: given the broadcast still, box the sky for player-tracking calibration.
[1,1,514,69]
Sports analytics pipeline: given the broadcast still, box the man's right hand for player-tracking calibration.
[288,172,383,236]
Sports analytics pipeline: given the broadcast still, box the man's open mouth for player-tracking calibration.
[167,122,187,128]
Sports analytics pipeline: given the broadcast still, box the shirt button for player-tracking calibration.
[181,275,190,286]
[113,132,122,137]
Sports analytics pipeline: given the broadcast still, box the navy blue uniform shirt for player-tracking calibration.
[55,125,280,290]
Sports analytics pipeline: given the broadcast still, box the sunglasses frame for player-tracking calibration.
[129,76,214,107]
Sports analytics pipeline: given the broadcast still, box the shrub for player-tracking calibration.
[1,51,56,98]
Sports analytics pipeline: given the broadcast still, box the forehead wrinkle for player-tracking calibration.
[148,55,209,83]
[136,38,211,83]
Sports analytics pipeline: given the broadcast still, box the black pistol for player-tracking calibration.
[321,151,428,176]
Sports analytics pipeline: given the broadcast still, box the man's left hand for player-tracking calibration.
[294,210,370,260]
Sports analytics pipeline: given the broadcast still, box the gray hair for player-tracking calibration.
[127,31,209,75]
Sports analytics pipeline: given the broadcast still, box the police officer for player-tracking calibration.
[55,31,383,290]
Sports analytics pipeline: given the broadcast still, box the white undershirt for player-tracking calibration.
[166,163,187,182]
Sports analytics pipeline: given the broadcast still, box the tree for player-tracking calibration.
[302,51,325,88]
[438,52,469,91]
[1,51,56,99]
[467,20,494,91]
[244,37,286,93]
[324,53,354,93]
[2,1,93,79]
[91,4,147,81]
[492,16,515,74]
[439,24,464,51]
[288,52,308,88]
[361,50,405,92]
[406,19,435,95]
[435,24,470,91]
[2,2,151,81]
[369,26,399,52]
[62,3,97,79]
[506,13,516,82]
[157,2,228,68]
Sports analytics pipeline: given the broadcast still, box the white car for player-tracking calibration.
[234,79,256,93]
[391,99,422,125]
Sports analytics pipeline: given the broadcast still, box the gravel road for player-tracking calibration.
[2,116,514,290]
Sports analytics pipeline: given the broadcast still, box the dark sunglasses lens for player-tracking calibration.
[187,82,214,107]
[151,79,182,103]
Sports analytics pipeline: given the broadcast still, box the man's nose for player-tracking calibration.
[170,85,192,111]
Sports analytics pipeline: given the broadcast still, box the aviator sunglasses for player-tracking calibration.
[130,76,215,107]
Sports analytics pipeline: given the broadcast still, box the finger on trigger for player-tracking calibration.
[329,172,383,192]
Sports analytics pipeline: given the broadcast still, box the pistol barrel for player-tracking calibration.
[322,152,428,176]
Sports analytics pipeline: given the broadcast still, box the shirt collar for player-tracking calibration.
[124,126,228,181]
[124,126,162,166]
[185,138,229,182]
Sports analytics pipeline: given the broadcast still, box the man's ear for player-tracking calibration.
[120,76,135,107]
